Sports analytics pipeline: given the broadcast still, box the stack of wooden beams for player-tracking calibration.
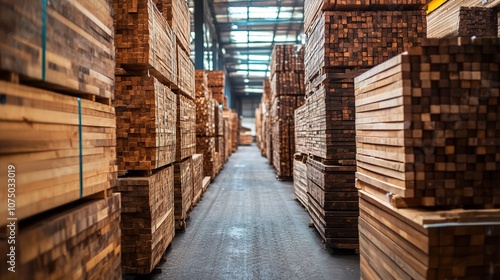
[118,166,174,274]
[196,136,217,179]
[0,1,121,277]
[224,119,231,161]
[207,70,225,105]
[261,78,273,164]
[427,0,500,39]
[216,135,225,173]
[191,154,203,205]
[270,44,305,179]
[231,110,240,152]
[0,195,121,280]
[154,0,191,54]
[195,97,216,137]
[302,1,427,250]
[174,157,193,229]
[294,104,309,155]
[256,104,263,151]
[176,94,196,162]
[355,37,500,278]
[293,154,308,208]
[176,44,195,99]
[239,132,253,146]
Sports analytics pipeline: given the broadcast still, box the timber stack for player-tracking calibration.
[355,37,500,279]
[270,44,305,179]
[0,0,120,278]
[293,104,309,208]
[262,78,273,164]
[191,154,204,205]
[255,105,263,150]
[215,105,225,173]
[207,70,226,106]
[302,0,427,250]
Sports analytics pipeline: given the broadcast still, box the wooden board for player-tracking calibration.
[216,136,225,171]
[427,0,500,38]
[191,154,203,206]
[196,136,216,178]
[223,117,232,160]
[202,176,211,192]
[215,105,225,136]
[206,70,225,87]
[115,72,176,172]
[239,131,253,145]
[293,157,309,208]
[174,157,193,229]
[271,72,306,96]
[270,44,304,77]
[0,194,121,280]
[195,70,209,99]
[117,165,174,274]
[154,0,191,54]
[294,103,309,155]
[304,10,426,83]
[0,0,114,98]
[195,97,216,137]
[0,81,117,224]
[354,37,500,208]
[176,43,195,99]
[359,189,500,280]
[114,0,177,85]
[176,94,196,162]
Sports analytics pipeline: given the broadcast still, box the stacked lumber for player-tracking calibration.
[224,119,231,161]
[174,157,193,229]
[216,136,225,172]
[271,72,306,96]
[176,94,196,162]
[215,106,225,137]
[195,97,216,137]
[262,78,273,161]
[270,44,305,75]
[191,154,203,206]
[154,0,191,54]
[0,82,117,223]
[195,70,209,98]
[427,0,500,39]
[117,166,174,274]
[196,136,216,178]
[115,72,176,172]
[293,154,308,208]
[0,0,115,99]
[240,132,253,146]
[256,105,263,150]
[0,195,121,280]
[207,70,225,104]
[176,44,195,99]
[231,110,240,152]
[359,190,500,280]
[114,0,177,85]
[294,103,309,155]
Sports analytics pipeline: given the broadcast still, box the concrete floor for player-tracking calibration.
[149,144,360,280]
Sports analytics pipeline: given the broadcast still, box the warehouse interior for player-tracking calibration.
[1,0,500,279]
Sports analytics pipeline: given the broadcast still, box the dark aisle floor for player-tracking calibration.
[153,144,360,280]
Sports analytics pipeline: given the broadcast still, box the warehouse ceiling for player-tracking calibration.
[207,0,304,97]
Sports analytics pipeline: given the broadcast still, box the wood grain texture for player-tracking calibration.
[0,0,115,98]
[114,0,177,85]
[117,165,174,274]
[176,43,195,99]
[0,81,117,224]
[195,97,216,137]
[0,195,121,280]
[115,72,176,172]
[294,103,309,155]
[195,70,209,99]
[174,157,193,229]
[191,154,203,205]
[270,44,304,76]
[293,156,309,208]
[215,105,225,137]
[154,0,191,54]
[355,37,500,208]
[176,94,196,161]
[196,136,216,178]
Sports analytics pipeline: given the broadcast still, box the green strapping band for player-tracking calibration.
[78,98,83,198]
[41,0,47,80]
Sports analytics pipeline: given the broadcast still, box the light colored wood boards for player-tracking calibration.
[176,94,196,162]
[195,70,209,99]
[293,156,309,208]
[117,165,174,274]
[191,154,203,205]
[215,105,225,137]
[0,81,117,224]
[174,157,192,229]
[196,136,216,178]
[195,97,216,137]
[355,37,500,208]
[239,131,253,145]
[0,0,115,98]
[114,0,177,85]
[0,194,121,280]
[176,43,195,99]
[154,0,191,54]
[115,72,176,172]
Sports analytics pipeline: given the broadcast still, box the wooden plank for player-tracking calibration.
[293,158,309,208]
[154,0,191,54]
[174,157,192,229]
[176,43,195,99]
[191,154,203,205]
[176,94,196,162]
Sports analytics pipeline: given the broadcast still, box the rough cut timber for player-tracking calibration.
[230,110,240,152]
[305,10,426,83]
[214,151,221,175]
[0,81,117,224]
[176,44,195,99]
[210,87,225,105]
[174,157,193,229]
[191,154,203,205]
[216,136,226,171]
[270,44,305,76]
[114,0,177,85]
[307,157,358,249]
[303,0,427,34]
[215,105,225,136]
[206,70,225,87]
[224,119,231,161]
[271,72,306,96]
[195,70,209,99]
[117,165,174,274]
[176,94,196,162]
[154,0,191,54]
[239,131,253,145]
[196,136,216,178]
[256,105,262,150]
[428,5,499,38]
[0,0,115,98]
[293,155,308,208]
[354,37,500,209]
[0,195,121,280]
[359,190,500,280]
[195,97,216,137]
[115,72,176,172]
[295,103,309,155]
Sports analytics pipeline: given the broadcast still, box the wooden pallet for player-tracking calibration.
[0,81,117,224]
[176,43,195,99]
[176,93,196,162]
[115,72,176,172]
[270,44,305,77]
[355,37,500,208]
[427,0,500,38]
[304,10,426,83]
[117,165,175,274]
[174,157,193,230]
[114,0,177,86]
[0,194,121,280]
[196,136,217,179]
[154,0,191,54]
[191,154,203,206]
[293,157,309,208]
[0,0,115,99]
[359,189,500,280]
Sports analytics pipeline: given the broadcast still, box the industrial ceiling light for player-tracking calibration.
[231,24,238,30]
[244,79,249,83]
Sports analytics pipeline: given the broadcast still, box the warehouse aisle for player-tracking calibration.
[152,144,360,280]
